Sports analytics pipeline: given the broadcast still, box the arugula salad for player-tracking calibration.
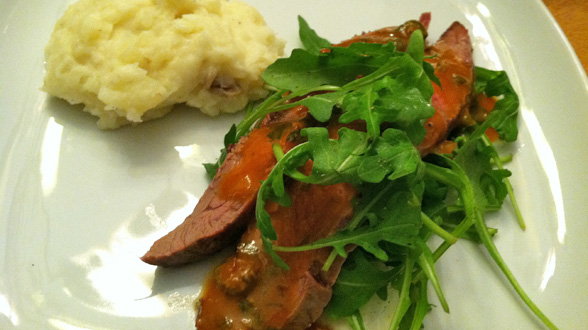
[204,17,558,330]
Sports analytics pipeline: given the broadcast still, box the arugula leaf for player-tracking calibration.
[341,49,434,100]
[340,75,434,142]
[406,29,424,64]
[453,138,511,211]
[480,135,526,229]
[262,44,398,91]
[358,128,421,183]
[473,67,520,142]
[423,60,441,88]
[301,127,418,185]
[255,143,310,243]
[326,250,393,319]
[298,91,345,122]
[301,127,369,185]
[298,16,331,53]
[408,27,440,88]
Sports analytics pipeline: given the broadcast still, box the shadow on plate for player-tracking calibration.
[44,96,242,170]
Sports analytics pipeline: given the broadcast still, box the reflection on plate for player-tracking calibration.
[1,0,587,329]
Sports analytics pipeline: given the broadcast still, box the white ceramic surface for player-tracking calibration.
[1,0,587,329]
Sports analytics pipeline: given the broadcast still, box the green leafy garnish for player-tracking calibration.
[298,16,331,53]
[473,66,520,142]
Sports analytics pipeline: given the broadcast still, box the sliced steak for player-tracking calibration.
[141,105,309,267]
[196,181,356,330]
[418,21,475,154]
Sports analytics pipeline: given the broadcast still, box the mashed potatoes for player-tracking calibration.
[42,0,284,129]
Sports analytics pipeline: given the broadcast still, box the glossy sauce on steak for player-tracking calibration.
[196,181,356,330]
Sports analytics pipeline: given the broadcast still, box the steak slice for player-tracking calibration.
[245,182,355,330]
[196,181,357,330]
[141,105,309,267]
[418,21,475,154]
[331,15,429,51]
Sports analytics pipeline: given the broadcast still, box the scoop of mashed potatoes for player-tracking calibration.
[42,0,284,129]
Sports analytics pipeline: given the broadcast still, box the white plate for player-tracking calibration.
[1,0,587,329]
